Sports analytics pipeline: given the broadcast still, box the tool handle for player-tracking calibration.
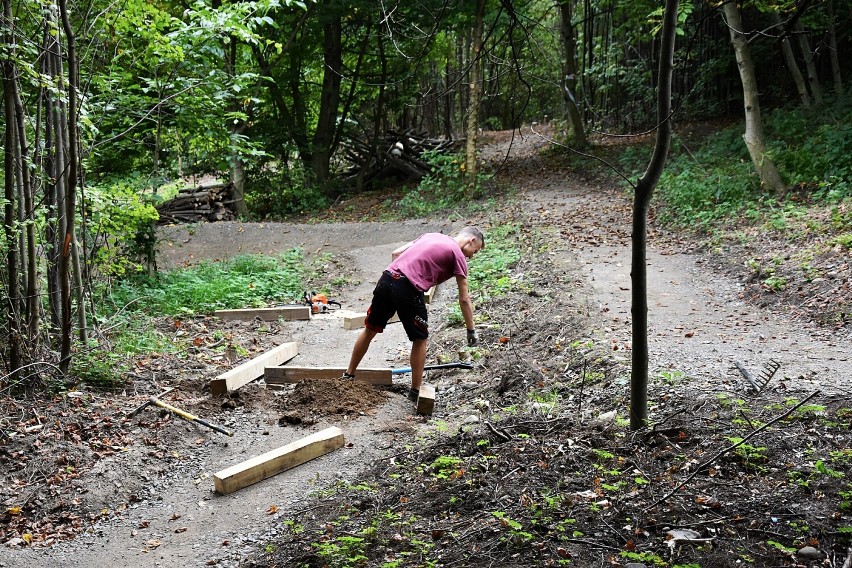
[193,417,234,437]
[151,397,233,436]
[391,361,474,375]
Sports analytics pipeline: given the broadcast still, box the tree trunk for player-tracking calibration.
[59,0,83,366]
[630,0,678,430]
[2,9,22,378]
[464,0,485,185]
[794,20,822,104]
[773,12,810,107]
[311,5,343,183]
[723,2,786,196]
[826,0,843,95]
[558,0,588,147]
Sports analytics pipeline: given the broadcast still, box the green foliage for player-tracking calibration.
[70,346,130,390]
[447,224,522,325]
[245,158,329,219]
[429,455,464,480]
[767,540,796,554]
[619,551,666,566]
[395,151,487,217]
[106,250,305,317]
[641,104,852,229]
[85,178,161,276]
[727,437,768,469]
[312,535,367,567]
[765,104,852,198]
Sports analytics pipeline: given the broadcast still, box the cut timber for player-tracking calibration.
[416,384,435,415]
[213,426,344,495]
[214,306,311,321]
[424,286,436,304]
[343,312,399,330]
[210,342,299,396]
[265,367,392,386]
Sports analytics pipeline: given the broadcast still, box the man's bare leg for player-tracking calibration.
[346,328,378,376]
[410,338,427,391]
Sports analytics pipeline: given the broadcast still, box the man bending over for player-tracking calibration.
[343,226,485,402]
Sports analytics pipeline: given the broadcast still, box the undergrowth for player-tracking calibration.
[392,150,490,217]
[104,249,305,317]
[69,251,308,389]
[616,100,852,230]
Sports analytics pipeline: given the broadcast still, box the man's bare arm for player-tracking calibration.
[455,275,475,331]
[391,241,413,260]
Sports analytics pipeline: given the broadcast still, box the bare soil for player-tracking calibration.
[1,126,850,568]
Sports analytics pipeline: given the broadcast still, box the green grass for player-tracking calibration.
[106,249,305,317]
[75,250,308,387]
[448,223,522,325]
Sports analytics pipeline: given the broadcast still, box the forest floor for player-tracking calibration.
[1,125,850,567]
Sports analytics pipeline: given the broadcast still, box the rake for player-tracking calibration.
[735,358,781,392]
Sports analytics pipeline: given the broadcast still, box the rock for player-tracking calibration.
[278,411,302,425]
[624,563,648,568]
[666,528,702,542]
[796,546,822,560]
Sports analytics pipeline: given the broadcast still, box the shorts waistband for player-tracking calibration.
[384,270,407,280]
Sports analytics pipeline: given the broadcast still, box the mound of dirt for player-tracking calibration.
[278,378,391,426]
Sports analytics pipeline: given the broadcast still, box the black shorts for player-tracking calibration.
[364,271,428,341]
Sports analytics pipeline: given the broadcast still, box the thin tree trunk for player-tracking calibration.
[59,0,82,367]
[630,0,679,430]
[794,19,822,104]
[826,0,843,95]
[773,12,810,107]
[723,1,786,195]
[311,6,342,183]
[2,6,22,377]
[464,0,485,185]
[558,0,588,147]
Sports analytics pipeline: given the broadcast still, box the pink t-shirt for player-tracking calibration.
[387,233,468,292]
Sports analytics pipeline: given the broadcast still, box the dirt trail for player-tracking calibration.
[4,130,850,567]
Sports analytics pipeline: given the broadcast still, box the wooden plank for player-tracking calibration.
[416,384,435,415]
[214,306,311,321]
[210,342,299,396]
[343,312,399,330]
[213,426,345,495]
[424,286,436,304]
[264,366,393,386]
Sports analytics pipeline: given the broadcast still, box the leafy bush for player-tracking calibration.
[396,150,487,216]
[245,158,329,219]
[646,101,852,228]
[85,177,161,276]
[765,104,852,199]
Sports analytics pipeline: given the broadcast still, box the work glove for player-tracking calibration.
[467,329,479,347]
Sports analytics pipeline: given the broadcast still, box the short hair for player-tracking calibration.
[458,226,484,248]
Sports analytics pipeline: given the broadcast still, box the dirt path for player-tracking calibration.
[4,130,850,567]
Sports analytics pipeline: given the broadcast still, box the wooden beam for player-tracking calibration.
[213,426,345,495]
[416,384,435,415]
[264,366,393,386]
[424,286,436,304]
[214,306,311,321]
[343,312,399,330]
[210,342,299,396]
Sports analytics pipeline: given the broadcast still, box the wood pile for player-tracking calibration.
[340,129,461,189]
[156,182,236,224]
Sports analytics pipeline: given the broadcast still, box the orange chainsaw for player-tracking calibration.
[303,290,342,314]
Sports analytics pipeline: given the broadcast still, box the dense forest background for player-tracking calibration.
[1,0,850,384]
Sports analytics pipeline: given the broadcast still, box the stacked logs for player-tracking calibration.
[156,182,236,224]
[340,129,461,189]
